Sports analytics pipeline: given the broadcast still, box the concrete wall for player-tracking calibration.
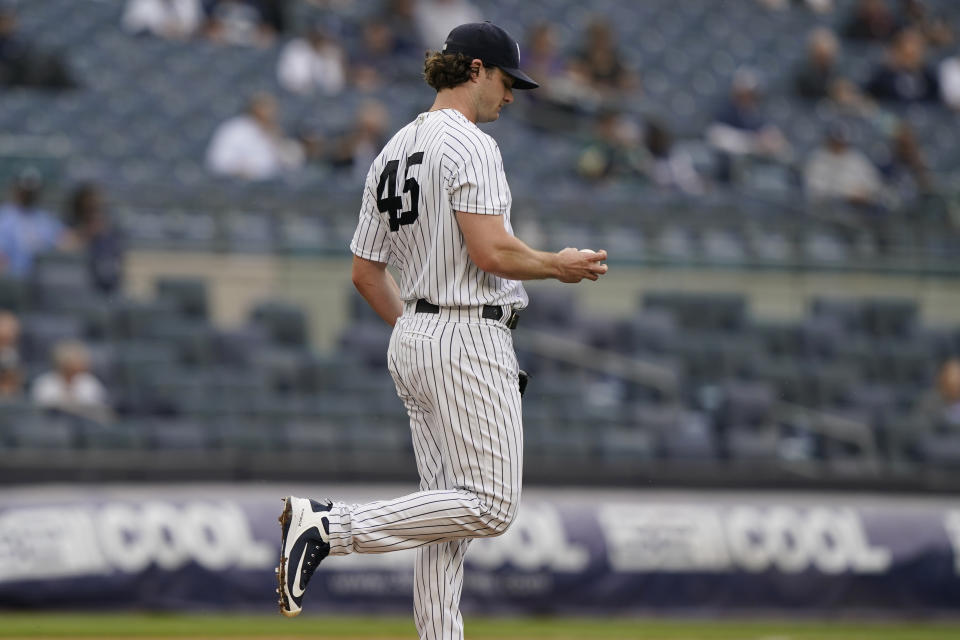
[126,251,960,350]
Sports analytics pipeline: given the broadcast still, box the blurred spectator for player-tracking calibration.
[203,0,275,47]
[805,0,835,12]
[522,22,600,123]
[525,23,565,91]
[31,339,111,423]
[122,0,203,39]
[206,92,305,180]
[642,120,705,195]
[63,183,125,295]
[328,101,390,182]
[794,28,873,113]
[878,120,932,203]
[899,0,953,49]
[380,0,420,54]
[795,28,841,100]
[927,358,960,429]
[352,19,405,90]
[568,18,638,98]
[803,125,886,207]
[902,357,960,457]
[865,27,940,102]
[413,0,481,48]
[577,109,645,183]
[0,4,75,89]
[707,69,791,183]
[0,168,67,278]
[0,311,21,398]
[277,21,346,95]
[258,0,289,35]
[940,54,960,110]
[843,0,898,42]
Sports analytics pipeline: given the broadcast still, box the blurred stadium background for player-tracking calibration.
[2,0,960,638]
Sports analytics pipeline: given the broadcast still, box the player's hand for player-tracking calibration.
[555,248,608,283]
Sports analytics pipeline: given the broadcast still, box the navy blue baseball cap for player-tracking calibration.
[442,22,539,90]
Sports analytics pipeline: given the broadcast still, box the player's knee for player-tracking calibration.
[488,509,517,537]
[479,496,518,537]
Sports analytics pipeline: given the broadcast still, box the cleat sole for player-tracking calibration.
[276,497,298,617]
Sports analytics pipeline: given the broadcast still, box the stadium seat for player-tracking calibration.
[211,417,278,452]
[282,419,341,452]
[599,427,657,462]
[810,297,867,334]
[155,277,209,321]
[917,433,960,468]
[0,277,24,312]
[18,313,83,364]
[250,300,310,348]
[616,310,678,356]
[28,251,95,312]
[338,322,391,369]
[642,292,747,332]
[10,412,77,450]
[520,288,578,330]
[76,417,145,450]
[149,419,213,451]
[863,298,918,340]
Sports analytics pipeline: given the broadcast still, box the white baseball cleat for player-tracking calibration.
[276,496,332,617]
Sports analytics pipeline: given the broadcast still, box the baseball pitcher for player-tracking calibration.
[277,21,608,640]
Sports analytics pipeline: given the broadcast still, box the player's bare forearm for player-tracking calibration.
[351,255,403,326]
[456,211,608,283]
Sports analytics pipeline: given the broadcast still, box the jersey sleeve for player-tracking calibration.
[350,166,391,263]
[448,134,510,216]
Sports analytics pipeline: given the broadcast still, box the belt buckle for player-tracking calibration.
[505,309,519,330]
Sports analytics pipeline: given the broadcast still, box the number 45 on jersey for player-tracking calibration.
[377,152,423,232]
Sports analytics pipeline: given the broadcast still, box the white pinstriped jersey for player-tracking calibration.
[350,108,528,309]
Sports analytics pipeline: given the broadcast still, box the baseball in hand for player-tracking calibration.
[579,248,608,274]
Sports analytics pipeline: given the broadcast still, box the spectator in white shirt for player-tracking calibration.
[122,0,203,39]
[413,0,481,48]
[804,125,886,207]
[205,92,305,180]
[32,339,111,422]
[277,22,346,96]
[203,0,274,48]
[940,54,960,110]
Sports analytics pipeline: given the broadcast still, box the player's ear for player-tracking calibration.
[469,59,483,80]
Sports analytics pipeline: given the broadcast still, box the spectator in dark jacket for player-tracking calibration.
[0,5,76,89]
[64,183,125,295]
[569,18,638,98]
[796,28,875,114]
[878,121,932,204]
[844,0,898,42]
[865,27,940,102]
[707,69,791,182]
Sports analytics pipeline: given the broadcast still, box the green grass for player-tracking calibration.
[1,614,959,640]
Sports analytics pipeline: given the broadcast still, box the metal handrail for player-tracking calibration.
[512,327,680,398]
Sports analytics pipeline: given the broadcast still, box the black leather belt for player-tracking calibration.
[415,298,520,329]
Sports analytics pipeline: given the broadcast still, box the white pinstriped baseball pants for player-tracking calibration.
[326,307,524,640]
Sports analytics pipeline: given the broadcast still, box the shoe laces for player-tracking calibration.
[300,539,326,587]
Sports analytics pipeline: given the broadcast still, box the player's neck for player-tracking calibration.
[429,89,478,124]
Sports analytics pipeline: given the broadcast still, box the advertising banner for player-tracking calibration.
[1,486,959,613]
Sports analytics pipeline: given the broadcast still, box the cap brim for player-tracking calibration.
[500,67,539,90]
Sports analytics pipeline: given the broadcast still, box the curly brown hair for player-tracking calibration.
[423,51,491,91]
